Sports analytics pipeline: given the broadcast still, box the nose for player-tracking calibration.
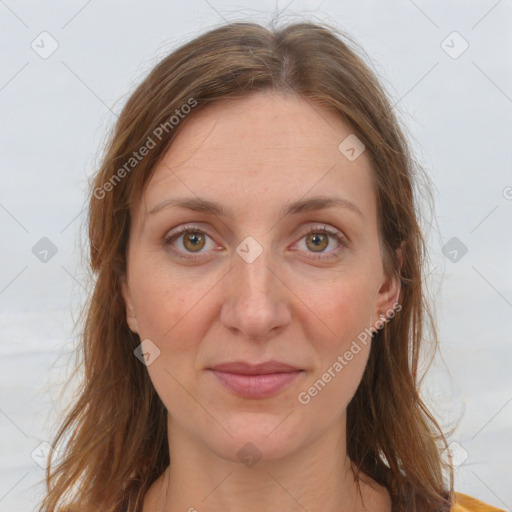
[220,242,291,341]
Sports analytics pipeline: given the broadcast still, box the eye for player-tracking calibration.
[293,224,347,259]
[163,223,347,261]
[163,225,216,258]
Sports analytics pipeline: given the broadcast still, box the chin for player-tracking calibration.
[204,411,307,466]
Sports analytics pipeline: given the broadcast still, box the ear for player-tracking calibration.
[372,244,403,328]
[120,274,140,334]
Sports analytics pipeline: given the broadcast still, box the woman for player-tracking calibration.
[39,20,504,512]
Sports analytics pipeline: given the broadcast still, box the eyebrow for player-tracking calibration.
[147,195,364,219]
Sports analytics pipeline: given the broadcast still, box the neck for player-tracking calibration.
[147,413,387,512]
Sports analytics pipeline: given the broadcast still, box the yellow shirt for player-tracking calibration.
[452,492,506,512]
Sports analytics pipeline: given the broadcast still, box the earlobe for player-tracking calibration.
[374,244,404,326]
[120,276,139,334]
[375,274,401,321]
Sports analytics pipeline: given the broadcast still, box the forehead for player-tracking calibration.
[138,91,376,222]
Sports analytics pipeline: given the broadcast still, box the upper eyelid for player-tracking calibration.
[164,223,346,251]
[164,222,344,239]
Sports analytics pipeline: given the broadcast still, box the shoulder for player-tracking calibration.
[57,503,128,512]
[452,492,506,512]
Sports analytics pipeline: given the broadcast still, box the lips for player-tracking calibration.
[209,360,301,375]
[208,360,304,399]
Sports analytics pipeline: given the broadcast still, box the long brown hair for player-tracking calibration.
[40,20,454,512]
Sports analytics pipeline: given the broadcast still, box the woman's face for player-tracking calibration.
[122,91,400,464]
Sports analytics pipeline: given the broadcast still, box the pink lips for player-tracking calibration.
[208,361,304,399]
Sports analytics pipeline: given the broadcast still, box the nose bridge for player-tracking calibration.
[220,234,290,339]
[236,236,274,297]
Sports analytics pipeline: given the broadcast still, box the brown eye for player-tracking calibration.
[305,232,329,252]
[164,226,215,257]
[182,232,206,252]
[294,225,347,260]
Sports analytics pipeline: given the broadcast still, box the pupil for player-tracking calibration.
[185,233,204,251]
[308,233,327,252]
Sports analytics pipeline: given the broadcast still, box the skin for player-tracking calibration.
[121,90,401,512]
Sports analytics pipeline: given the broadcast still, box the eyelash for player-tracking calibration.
[163,224,347,261]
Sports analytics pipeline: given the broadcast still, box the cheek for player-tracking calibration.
[127,256,219,398]
[297,298,372,418]
[306,276,376,348]
[298,278,375,404]
[129,254,218,343]
[130,270,211,420]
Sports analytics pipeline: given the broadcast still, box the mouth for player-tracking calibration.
[207,361,305,399]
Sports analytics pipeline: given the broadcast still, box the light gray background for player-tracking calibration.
[0,1,511,510]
